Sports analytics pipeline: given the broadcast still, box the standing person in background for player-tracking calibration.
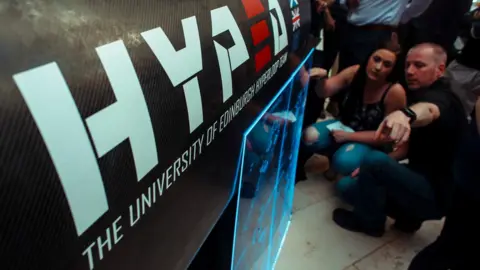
[447,7,480,117]
[302,0,328,130]
[397,0,473,88]
[408,98,480,270]
[326,0,432,118]
[310,0,327,39]
[402,0,473,63]
[337,0,432,72]
[295,0,329,184]
[322,1,348,72]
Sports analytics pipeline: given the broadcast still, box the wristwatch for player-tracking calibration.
[400,107,417,124]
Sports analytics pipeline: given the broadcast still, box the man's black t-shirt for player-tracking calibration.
[406,78,467,208]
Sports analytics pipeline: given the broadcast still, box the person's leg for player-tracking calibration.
[409,186,480,270]
[302,77,325,128]
[296,119,337,182]
[330,143,371,202]
[331,143,371,175]
[335,176,357,205]
[323,29,338,72]
[303,119,337,150]
[333,150,442,236]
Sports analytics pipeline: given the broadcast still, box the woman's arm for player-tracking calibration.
[339,84,407,145]
[311,65,359,98]
[384,83,407,114]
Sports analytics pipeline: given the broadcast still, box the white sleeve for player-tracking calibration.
[400,0,433,24]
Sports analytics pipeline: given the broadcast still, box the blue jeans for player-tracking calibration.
[305,119,372,175]
[338,150,442,229]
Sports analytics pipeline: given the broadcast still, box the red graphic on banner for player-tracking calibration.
[242,0,265,18]
[251,20,269,46]
[242,0,272,72]
[255,46,272,72]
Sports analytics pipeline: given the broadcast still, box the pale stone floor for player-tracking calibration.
[275,174,444,270]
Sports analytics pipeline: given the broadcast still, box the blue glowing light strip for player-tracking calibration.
[231,48,315,270]
[271,219,292,269]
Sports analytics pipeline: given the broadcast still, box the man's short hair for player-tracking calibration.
[408,43,448,65]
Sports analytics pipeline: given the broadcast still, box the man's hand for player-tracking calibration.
[316,0,328,13]
[375,110,411,145]
[331,130,351,143]
[351,168,360,177]
[309,68,328,79]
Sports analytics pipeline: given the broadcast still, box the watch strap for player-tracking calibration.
[401,107,417,124]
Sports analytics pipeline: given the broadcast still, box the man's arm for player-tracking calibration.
[324,7,336,30]
[375,102,444,144]
[400,0,434,23]
[409,102,441,127]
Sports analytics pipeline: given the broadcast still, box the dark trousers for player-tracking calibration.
[323,16,346,71]
[331,24,393,106]
[409,187,479,270]
[295,51,325,183]
[338,24,393,72]
[351,151,442,229]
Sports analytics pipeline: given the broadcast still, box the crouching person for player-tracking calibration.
[296,40,406,183]
[332,43,467,237]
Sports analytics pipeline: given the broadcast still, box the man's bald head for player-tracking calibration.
[408,43,448,65]
[405,43,447,90]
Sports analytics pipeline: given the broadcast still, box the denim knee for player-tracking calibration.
[361,150,390,172]
[302,120,336,150]
[332,153,361,175]
[332,143,370,175]
[335,176,358,204]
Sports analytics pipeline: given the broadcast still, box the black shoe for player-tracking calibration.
[332,208,385,237]
[393,219,422,234]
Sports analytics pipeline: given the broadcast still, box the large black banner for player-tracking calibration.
[0,0,314,269]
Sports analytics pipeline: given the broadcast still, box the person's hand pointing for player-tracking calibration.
[375,110,411,146]
[309,68,328,79]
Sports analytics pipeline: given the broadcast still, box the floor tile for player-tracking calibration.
[292,175,335,213]
[295,174,336,204]
[292,187,317,213]
[276,197,394,270]
[354,220,444,270]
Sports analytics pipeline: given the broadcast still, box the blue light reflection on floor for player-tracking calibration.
[231,48,314,270]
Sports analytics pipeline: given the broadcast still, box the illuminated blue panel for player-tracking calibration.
[232,49,313,270]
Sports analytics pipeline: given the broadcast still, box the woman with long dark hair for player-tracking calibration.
[298,40,406,183]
